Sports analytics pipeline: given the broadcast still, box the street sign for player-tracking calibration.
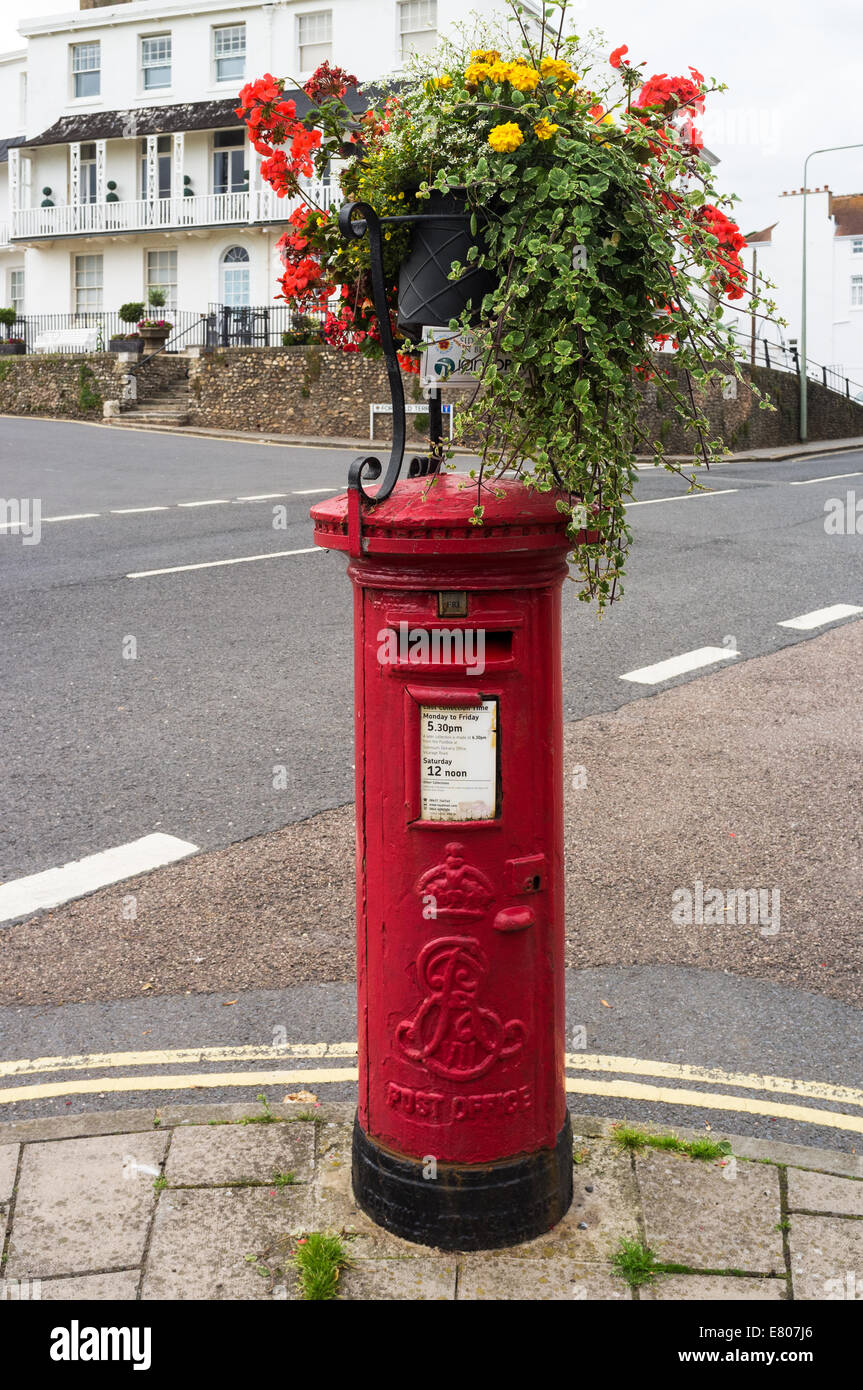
[420,328,514,388]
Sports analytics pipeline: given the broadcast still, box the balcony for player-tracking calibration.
[10,185,335,243]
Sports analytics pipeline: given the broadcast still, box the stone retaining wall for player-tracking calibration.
[1,344,862,449]
[185,346,863,450]
[0,350,188,419]
[185,345,435,443]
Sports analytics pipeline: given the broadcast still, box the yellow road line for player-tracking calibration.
[0,1067,359,1106]
[0,1042,358,1079]
[3,1044,861,1114]
[564,1078,863,1136]
[563,1053,863,1111]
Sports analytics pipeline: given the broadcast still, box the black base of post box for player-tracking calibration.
[352,1113,574,1251]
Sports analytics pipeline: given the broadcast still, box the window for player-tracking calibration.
[146,249,177,311]
[74,254,103,312]
[10,269,24,317]
[79,143,98,205]
[140,136,172,200]
[214,24,246,82]
[852,275,863,308]
[297,11,332,71]
[71,42,100,99]
[399,0,437,59]
[213,130,246,194]
[853,238,863,255]
[141,34,172,90]
[221,245,250,306]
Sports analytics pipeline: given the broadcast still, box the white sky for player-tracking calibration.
[2,0,862,234]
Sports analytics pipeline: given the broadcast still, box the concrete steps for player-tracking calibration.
[119,377,191,428]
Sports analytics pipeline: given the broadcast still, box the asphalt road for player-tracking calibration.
[1,417,862,1146]
[2,416,862,882]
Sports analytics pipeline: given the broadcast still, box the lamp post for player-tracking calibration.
[800,143,863,441]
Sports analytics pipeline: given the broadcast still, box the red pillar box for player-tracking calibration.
[312,475,574,1250]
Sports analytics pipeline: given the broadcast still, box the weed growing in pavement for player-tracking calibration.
[612,1126,732,1160]
[153,1176,167,1192]
[613,1238,659,1289]
[237,1093,277,1125]
[294,1232,349,1301]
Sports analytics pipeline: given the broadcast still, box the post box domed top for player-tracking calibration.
[311,475,577,556]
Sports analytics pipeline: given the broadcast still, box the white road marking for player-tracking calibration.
[176,499,231,508]
[43,513,101,523]
[620,645,739,685]
[126,547,321,578]
[110,506,170,514]
[789,471,863,485]
[235,493,288,500]
[293,487,340,495]
[0,834,199,926]
[628,489,738,507]
[778,603,863,631]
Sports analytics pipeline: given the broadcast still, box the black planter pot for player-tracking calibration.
[397,190,495,339]
[0,341,25,356]
[109,336,144,354]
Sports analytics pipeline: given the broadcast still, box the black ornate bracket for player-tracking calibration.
[338,201,447,507]
[337,200,567,546]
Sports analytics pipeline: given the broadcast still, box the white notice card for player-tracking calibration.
[420,701,497,821]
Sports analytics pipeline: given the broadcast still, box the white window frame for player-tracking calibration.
[398,0,437,60]
[212,129,247,195]
[297,10,333,73]
[851,275,863,309]
[213,24,246,83]
[145,248,177,312]
[141,33,172,92]
[9,269,24,317]
[71,42,100,100]
[220,244,251,307]
[73,253,103,313]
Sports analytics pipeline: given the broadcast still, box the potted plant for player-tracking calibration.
[281,312,324,346]
[138,288,173,347]
[236,5,772,608]
[110,302,145,353]
[0,307,24,354]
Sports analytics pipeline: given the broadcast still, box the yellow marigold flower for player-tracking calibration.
[434,73,453,89]
[539,56,578,87]
[533,118,560,140]
[488,121,524,153]
[464,60,492,87]
[503,61,540,92]
[471,49,500,63]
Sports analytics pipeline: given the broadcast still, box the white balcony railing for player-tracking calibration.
[0,222,10,248]
[10,185,335,241]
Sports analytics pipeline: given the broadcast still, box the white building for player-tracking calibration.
[733,186,863,390]
[0,0,515,336]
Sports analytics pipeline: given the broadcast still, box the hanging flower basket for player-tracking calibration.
[235,14,768,609]
[396,189,495,339]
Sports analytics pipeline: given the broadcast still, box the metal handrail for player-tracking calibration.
[128,313,209,377]
[723,325,863,403]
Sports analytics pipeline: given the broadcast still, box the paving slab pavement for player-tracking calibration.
[3,1102,862,1301]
